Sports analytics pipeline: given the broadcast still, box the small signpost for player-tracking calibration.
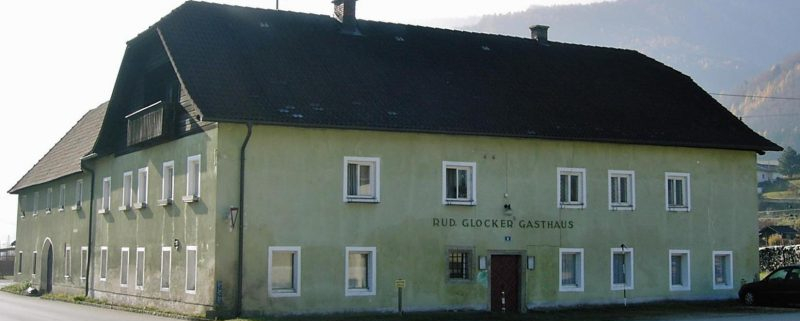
[395,279,406,314]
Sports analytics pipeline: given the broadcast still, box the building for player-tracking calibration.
[9,1,781,318]
[759,225,799,245]
[757,161,782,184]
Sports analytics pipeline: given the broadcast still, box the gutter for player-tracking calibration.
[235,122,252,317]
[79,152,98,297]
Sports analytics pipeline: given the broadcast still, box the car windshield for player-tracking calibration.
[767,268,789,281]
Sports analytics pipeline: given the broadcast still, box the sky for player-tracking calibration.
[0,0,611,244]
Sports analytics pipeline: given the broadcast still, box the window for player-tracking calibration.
[120,171,133,210]
[713,251,733,290]
[19,195,26,217]
[33,191,39,215]
[100,177,111,214]
[64,246,71,278]
[136,247,145,290]
[669,250,690,291]
[161,247,171,291]
[46,188,53,213]
[345,247,376,296]
[343,157,380,203]
[100,246,108,281]
[33,251,38,275]
[186,246,197,293]
[58,184,66,211]
[120,248,129,287]
[126,102,168,146]
[559,248,584,292]
[558,167,586,209]
[608,170,635,210]
[186,245,197,294]
[442,161,477,205]
[134,167,148,209]
[611,247,634,290]
[183,155,201,202]
[80,246,88,280]
[17,252,22,274]
[448,248,472,280]
[160,161,174,206]
[268,246,301,297]
[74,179,83,209]
[665,173,691,212]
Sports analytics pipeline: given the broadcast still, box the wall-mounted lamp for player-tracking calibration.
[527,256,536,270]
[503,203,512,216]
[479,256,487,270]
[229,206,240,229]
[173,238,181,250]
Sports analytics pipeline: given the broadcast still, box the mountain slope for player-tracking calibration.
[465,0,800,94]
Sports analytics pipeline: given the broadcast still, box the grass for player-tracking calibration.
[763,191,800,200]
[227,300,791,321]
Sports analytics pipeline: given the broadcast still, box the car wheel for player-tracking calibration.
[742,291,757,306]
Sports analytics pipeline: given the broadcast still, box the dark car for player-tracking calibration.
[739,265,800,306]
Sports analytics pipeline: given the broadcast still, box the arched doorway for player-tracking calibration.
[40,239,53,293]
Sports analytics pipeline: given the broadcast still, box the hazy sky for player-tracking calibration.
[0,0,611,243]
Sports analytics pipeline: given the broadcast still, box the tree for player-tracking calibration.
[778,146,800,178]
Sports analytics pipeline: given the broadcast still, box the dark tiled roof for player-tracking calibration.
[149,1,778,152]
[761,225,799,235]
[8,103,108,193]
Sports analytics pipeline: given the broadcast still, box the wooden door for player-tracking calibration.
[490,255,520,312]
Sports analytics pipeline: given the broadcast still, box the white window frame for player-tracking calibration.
[345,246,377,296]
[665,172,691,212]
[160,161,175,206]
[100,177,111,214]
[268,246,301,297]
[100,246,108,281]
[608,170,635,211]
[73,179,83,210]
[134,167,148,209]
[183,155,202,202]
[610,247,634,290]
[64,246,71,278]
[58,184,66,212]
[45,188,53,214]
[712,251,733,290]
[557,167,586,209]
[185,245,198,294]
[343,157,380,203]
[559,248,584,292]
[442,161,477,205]
[160,246,171,291]
[120,171,133,211]
[80,246,88,280]
[669,249,691,291]
[120,247,130,287]
[135,247,145,290]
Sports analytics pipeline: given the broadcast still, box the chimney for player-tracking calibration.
[333,0,361,35]
[530,25,549,44]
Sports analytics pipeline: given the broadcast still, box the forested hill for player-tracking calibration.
[465,0,800,95]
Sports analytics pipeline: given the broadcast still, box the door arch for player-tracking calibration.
[40,239,53,293]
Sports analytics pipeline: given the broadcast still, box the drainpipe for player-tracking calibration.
[79,153,98,297]
[235,123,252,317]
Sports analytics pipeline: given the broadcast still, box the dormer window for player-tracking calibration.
[126,101,172,147]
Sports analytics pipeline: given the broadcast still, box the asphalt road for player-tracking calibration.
[0,290,178,321]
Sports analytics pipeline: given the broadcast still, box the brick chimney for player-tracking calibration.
[530,25,549,44]
[333,0,361,35]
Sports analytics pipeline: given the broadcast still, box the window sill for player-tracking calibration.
[611,285,634,291]
[98,208,108,215]
[712,284,733,290]
[71,205,81,211]
[559,285,584,292]
[345,197,379,204]
[559,203,585,209]
[133,203,147,210]
[670,286,691,291]
[345,289,376,297]
[444,200,476,206]
[157,199,173,207]
[269,290,300,298]
[667,206,690,212]
[610,205,634,211]
[58,208,65,213]
[45,209,52,215]
[118,205,131,212]
[182,195,199,203]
